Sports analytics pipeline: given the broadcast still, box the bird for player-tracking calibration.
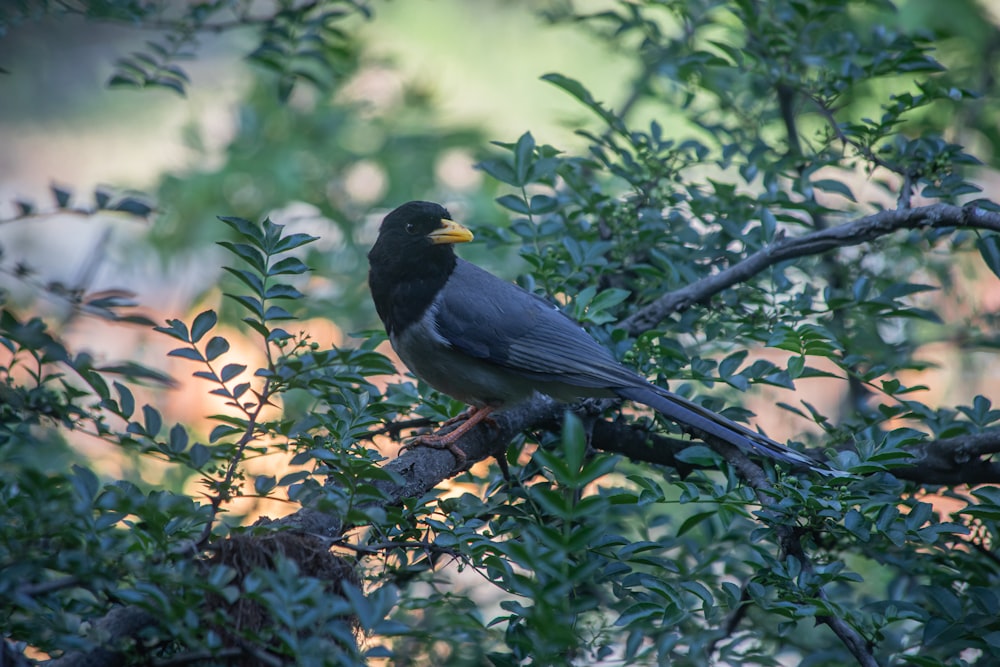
[368,200,835,476]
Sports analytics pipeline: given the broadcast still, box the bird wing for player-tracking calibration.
[433,260,643,389]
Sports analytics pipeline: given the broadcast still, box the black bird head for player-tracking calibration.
[370,201,473,255]
[368,201,474,335]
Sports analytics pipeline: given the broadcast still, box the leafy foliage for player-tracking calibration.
[4,1,1000,666]
[1,0,371,99]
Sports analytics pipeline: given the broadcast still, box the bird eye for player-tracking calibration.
[405,223,417,234]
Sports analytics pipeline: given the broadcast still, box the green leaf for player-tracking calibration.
[217,241,267,273]
[227,294,265,318]
[589,287,630,313]
[220,363,247,382]
[168,346,203,362]
[108,72,142,88]
[153,75,186,96]
[189,443,210,468]
[209,424,241,443]
[232,382,251,398]
[264,305,294,321]
[241,318,270,338]
[677,510,716,537]
[168,424,189,453]
[279,471,312,486]
[273,232,319,253]
[844,508,870,541]
[541,72,620,130]
[223,267,265,295]
[267,328,293,343]
[51,184,72,208]
[496,194,530,214]
[94,187,111,209]
[205,336,230,361]
[719,350,748,378]
[812,178,856,202]
[269,256,309,276]
[154,319,190,342]
[477,157,518,186]
[218,215,265,245]
[977,234,1000,280]
[112,196,154,218]
[675,445,720,467]
[528,194,558,214]
[15,199,34,217]
[114,381,135,418]
[190,310,217,343]
[255,475,277,495]
[143,405,162,436]
[264,283,304,300]
[514,131,536,185]
[162,63,190,83]
[98,362,175,386]
[70,465,99,501]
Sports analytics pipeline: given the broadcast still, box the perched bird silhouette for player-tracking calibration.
[368,200,833,475]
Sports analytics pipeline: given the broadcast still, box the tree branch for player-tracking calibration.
[893,429,1000,485]
[621,203,1000,334]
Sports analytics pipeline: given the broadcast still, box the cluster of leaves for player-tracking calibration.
[2,0,372,99]
[0,185,154,328]
[481,0,995,443]
[0,216,411,662]
[5,183,154,222]
[247,1,370,101]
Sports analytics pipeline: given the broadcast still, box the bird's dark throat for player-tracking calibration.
[368,244,457,336]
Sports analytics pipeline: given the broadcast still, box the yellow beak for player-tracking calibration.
[427,218,474,245]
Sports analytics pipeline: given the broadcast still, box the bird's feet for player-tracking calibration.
[400,433,470,469]
[399,406,497,472]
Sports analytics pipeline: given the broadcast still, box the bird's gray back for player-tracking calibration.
[435,260,645,391]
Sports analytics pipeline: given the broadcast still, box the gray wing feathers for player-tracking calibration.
[614,384,835,473]
[436,260,642,388]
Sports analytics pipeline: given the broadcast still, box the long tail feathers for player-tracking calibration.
[614,385,842,476]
